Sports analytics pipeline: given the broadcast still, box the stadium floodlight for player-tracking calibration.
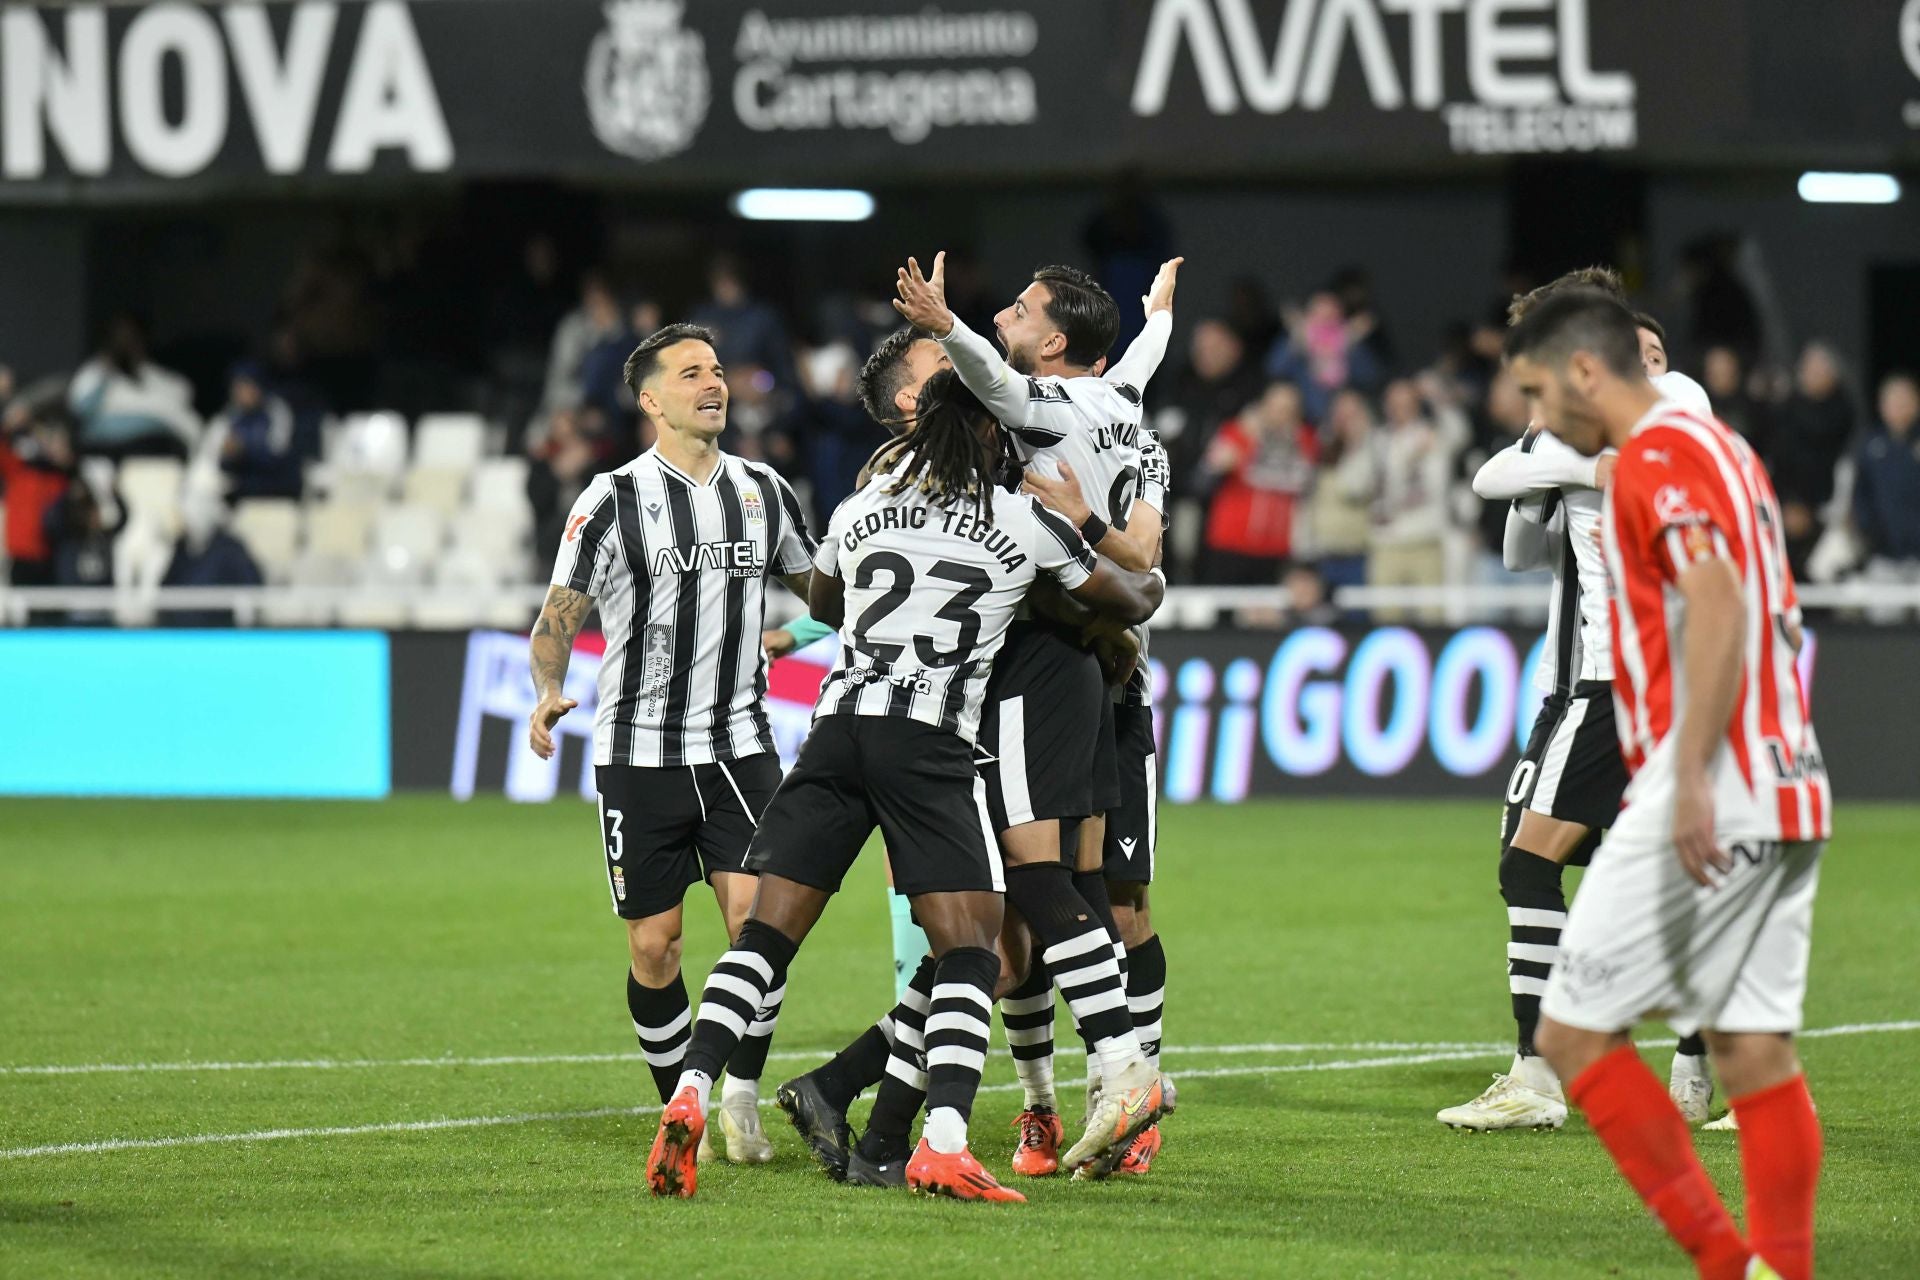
[729,188,876,222]
[1796,172,1902,204]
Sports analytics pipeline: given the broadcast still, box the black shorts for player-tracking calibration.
[1502,681,1629,863]
[746,715,1002,897]
[594,754,781,921]
[977,621,1116,831]
[1102,703,1158,882]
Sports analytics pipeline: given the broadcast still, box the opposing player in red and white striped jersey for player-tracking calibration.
[1504,287,1827,1280]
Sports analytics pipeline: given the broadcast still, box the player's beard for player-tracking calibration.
[1003,339,1038,376]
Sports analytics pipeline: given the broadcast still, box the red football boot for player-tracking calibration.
[645,1086,705,1198]
[1108,1123,1162,1176]
[906,1139,1027,1203]
[1010,1106,1064,1177]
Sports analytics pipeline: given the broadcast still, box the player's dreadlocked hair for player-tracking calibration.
[1506,266,1626,327]
[879,368,1000,522]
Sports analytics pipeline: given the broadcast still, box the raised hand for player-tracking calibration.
[892,252,954,337]
[1143,256,1184,318]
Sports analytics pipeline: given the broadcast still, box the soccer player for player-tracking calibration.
[1013,427,1173,1176]
[1439,270,1717,1133]
[894,252,1178,1177]
[1507,288,1827,1280]
[643,369,1165,1202]
[528,323,815,1167]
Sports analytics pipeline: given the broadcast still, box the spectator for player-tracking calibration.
[199,363,301,500]
[1155,317,1266,481]
[1281,562,1340,626]
[1701,344,1766,455]
[690,253,797,392]
[160,481,263,627]
[1,391,75,587]
[1267,291,1383,422]
[1083,170,1174,356]
[1306,389,1378,592]
[1199,380,1319,584]
[1330,265,1396,373]
[45,473,124,623]
[797,342,883,520]
[1768,341,1856,575]
[67,312,200,460]
[1852,374,1920,612]
[1368,379,1456,622]
[537,271,631,423]
[527,407,605,562]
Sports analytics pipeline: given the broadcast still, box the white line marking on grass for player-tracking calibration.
[8,1022,1913,1162]
[0,1051,1503,1161]
[0,1040,1512,1078]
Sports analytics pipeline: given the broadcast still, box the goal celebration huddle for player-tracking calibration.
[524,252,1830,1273]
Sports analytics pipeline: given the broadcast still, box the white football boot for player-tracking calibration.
[1669,1052,1715,1125]
[1436,1055,1567,1131]
[701,1089,775,1164]
[1703,1109,1741,1132]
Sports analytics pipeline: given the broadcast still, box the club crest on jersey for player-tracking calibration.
[743,491,765,525]
[1653,484,1704,526]
[651,540,765,577]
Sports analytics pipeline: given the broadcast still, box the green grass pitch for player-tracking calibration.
[2,797,1916,1278]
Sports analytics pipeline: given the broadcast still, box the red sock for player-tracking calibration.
[1568,1045,1750,1280]
[1732,1074,1821,1280]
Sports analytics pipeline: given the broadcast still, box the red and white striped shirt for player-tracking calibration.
[1602,400,1830,841]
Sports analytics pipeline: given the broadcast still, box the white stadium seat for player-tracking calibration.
[304,499,376,562]
[469,457,532,526]
[402,466,468,518]
[321,411,410,503]
[370,503,446,579]
[412,413,487,469]
[230,498,303,584]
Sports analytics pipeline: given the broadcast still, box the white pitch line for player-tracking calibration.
[6,1021,1913,1081]
[0,1050,1500,1162]
[8,1021,1916,1163]
[0,1040,1510,1078]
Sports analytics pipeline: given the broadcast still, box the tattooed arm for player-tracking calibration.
[528,585,595,760]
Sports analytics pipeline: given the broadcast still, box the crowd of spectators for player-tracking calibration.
[3,218,1918,625]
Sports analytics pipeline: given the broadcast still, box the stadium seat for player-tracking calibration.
[469,457,533,528]
[370,503,447,581]
[117,457,186,538]
[230,499,302,584]
[402,466,469,518]
[321,411,410,503]
[304,499,377,563]
[413,413,487,469]
[448,507,531,581]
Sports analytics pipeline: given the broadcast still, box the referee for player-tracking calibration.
[526,323,816,1165]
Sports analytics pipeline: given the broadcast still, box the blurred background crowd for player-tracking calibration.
[3,187,1917,628]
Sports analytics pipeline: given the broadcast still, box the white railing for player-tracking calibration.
[5,582,1920,630]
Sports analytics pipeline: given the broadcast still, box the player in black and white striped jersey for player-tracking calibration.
[527,324,814,1167]
[893,253,1180,1178]
[644,369,1164,1202]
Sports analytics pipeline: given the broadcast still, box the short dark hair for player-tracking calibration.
[624,323,718,398]
[858,326,930,428]
[1031,265,1119,368]
[1631,311,1667,345]
[1503,286,1644,380]
[1507,265,1626,327]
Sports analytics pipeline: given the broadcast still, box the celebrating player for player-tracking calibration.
[1506,288,1827,1280]
[528,323,815,1167]
[1440,268,1719,1133]
[643,369,1165,1202]
[894,252,1178,1178]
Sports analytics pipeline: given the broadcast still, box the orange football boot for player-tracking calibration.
[1010,1106,1064,1177]
[905,1140,1027,1203]
[645,1086,705,1198]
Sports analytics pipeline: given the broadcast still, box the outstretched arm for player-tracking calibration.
[1103,257,1182,393]
[892,252,1034,429]
[528,585,594,760]
[1473,430,1601,501]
